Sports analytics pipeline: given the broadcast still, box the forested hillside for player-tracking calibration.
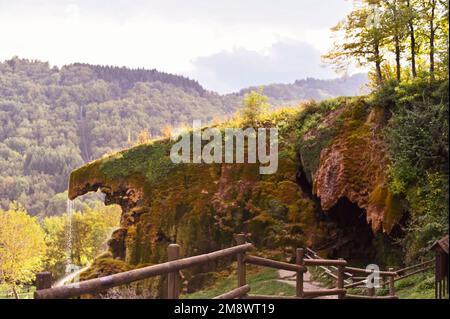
[240,73,369,104]
[0,58,367,217]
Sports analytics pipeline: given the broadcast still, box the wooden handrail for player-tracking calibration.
[34,240,411,300]
[345,294,398,300]
[34,243,253,299]
[243,295,304,299]
[395,259,434,275]
[244,255,306,272]
[213,285,250,299]
[344,279,368,289]
[345,266,397,277]
[304,259,347,267]
[394,265,434,282]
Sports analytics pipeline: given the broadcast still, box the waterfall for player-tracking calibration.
[53,199,85,287]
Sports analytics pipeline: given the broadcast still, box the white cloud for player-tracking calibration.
[0,0,354,91]
[189,39,336,93]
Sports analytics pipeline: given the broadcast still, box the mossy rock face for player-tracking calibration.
[299,98,403,233]
[69,98,405,295]
[69,107,331,296]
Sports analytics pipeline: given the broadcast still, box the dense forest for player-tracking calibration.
[0,58,367,217]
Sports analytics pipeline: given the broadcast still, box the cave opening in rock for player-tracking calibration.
[325,197,375,264]
[296,154,314,199]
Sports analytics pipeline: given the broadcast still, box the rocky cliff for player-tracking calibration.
[68,96,404,293]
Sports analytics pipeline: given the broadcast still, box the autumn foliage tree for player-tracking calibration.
[0,204,46,298]
[241,89,269,126]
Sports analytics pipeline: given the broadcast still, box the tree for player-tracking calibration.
[381,0,409,81]
[423,0,439,79]
[241,89,269,126]
[405,0,419,77]
[42,215,67,278]
[0,204,46,298]
[42,204,121,276]
[324,1,387,85]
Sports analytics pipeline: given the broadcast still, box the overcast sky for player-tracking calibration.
[0,0,355,93]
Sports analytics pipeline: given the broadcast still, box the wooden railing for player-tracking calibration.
[305,248,353,285]
[343,266,397,299]
[34,234,346,299]
[306,247,435,299]
[241,243,347,299]
[36,235,433,299]
[394,259,434,282]
[34,239,253,299]
[305,248,398,299]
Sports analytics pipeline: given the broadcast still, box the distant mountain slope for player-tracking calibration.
[0,57,367,216]
[237,73,368,105]
[71,63,208,94]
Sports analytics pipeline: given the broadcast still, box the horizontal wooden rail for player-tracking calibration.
[345,267,396,277]
[345,294,398,300]
[213,285,250,299]
[35,243,253,299]
[395,260,434,275]
[318,266,339,279]
[304,259,347,267]
[352,276,370,280]
[243,295,304,300]
[303,288,346,298]
[244,255,306,273]
[344,279,368,289]
[394,265,434,282]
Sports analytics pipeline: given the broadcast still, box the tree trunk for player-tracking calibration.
[407,0,417,77]
[375,43,383,85]
[395,35,401,82]
[12,284,19,299]
[409,22,417,77]
[429,0,436,80]
[393,0,401,82]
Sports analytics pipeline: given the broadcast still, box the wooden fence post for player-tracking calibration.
[296,248,304,298]
[34,272,52,299]
[235,234,247,288]
[167,244,180,299]
[337,258,345,299]
[388,268,396,297]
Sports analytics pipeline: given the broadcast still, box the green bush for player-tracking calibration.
[384,79,449,260]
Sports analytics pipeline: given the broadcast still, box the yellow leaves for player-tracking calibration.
[136,129,151,145]
[241,88,270,126]
[40,203,121,279]
[0,204,46,286]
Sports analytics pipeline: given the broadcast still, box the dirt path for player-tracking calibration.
[277,269,337,299]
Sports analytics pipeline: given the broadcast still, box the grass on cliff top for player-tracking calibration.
[70,98,347,185]
[181,265,295,299]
